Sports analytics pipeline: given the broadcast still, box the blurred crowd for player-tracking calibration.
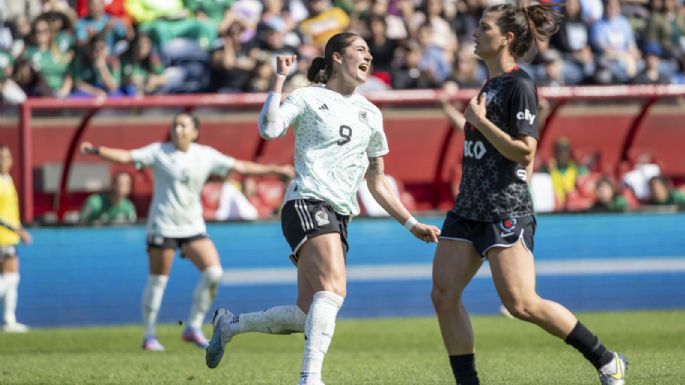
[2,0,685,104]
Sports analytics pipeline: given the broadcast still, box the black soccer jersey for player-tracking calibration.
[453,66,539,222]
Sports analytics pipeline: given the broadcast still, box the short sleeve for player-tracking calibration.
[508,78,539,140]
[366,110,389,158]
[131,142,161,169]
[208,147,236,176]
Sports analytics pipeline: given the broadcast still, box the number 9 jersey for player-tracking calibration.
[260,86,389,216]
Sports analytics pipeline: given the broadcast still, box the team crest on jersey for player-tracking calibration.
[358,111,368,124]
[315,210,330,226]
[485,91,496,105]
[499,218,517,237]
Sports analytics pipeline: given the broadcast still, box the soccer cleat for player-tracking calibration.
[2,322,29,333]
[598,352,629,385]
[298,380,326,385]
[182,327,209,348]
[142,336,165,352]
[205,308,234,369]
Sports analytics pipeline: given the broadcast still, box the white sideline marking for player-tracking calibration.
[221,258,685,286]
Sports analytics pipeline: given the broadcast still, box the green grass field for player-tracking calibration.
[1,310,683,385]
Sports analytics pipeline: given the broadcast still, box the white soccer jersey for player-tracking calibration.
[131,142,235,237]
[260,86,389,216]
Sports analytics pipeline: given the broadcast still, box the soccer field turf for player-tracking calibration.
[1,310,683,385]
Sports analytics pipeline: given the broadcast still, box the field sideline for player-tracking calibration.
[1,310,683,385]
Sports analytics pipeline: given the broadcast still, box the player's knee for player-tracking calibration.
[502,297,538,321]
[431,285,461,312]
[203,265,223,283]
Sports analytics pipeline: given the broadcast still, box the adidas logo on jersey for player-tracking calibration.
[319,104,329,111]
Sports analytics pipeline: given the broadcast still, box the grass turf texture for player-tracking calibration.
[1,310,683,385]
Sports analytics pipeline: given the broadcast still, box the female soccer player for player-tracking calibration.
[206,33,441,385]
[0,145,32,333]
[80,112,293,351]
[430,4,628,385]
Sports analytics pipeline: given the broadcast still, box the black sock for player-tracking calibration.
[449,354,480,385]
[564,321,614,369]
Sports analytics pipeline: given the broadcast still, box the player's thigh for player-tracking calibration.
[147,247,176,275]
[432,239,483,295]
[1,253,19,273]
[487,239,537,304]
[183,238,221,271]
[297,232,347,296]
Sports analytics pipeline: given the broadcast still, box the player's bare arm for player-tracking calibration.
[365,157,440,243]
[80,142,134,164]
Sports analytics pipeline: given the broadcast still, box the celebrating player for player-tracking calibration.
[205,32,441,385]
[81,112,293,351]
[430,3,628,385]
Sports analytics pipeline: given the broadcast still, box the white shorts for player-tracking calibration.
[0,245,17,261]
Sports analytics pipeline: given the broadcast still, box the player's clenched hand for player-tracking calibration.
[80,142,97,155]
[410,223,440,243]
[276,55,297,77]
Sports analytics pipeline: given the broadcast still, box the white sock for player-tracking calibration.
[142,275,168,337]
[2,273,19,325]
[188,266,223,330]
[230,305,306,335]
[300,291,344,383]
[0,273,6,298]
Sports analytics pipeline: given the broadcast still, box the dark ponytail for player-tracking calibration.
[305,32,360,84]
[487,3,562,59]
[307,57,329,83]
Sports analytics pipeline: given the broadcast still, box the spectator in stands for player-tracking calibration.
[0,48,27,104]
[80,111,294,352]
[451,0,483,45]
[0,144,32,333]
[590,176,629,212]
[408,0,457,54]
[71,33,124,98]
[76,0,132,26]
[21,16,73,97]
[120,32,166,96]
[365,15,399,75]
[206,33,440,381]
[647,175,685,206]
[632,41,671,84]
[213,172,260,221]
[550,0,596,84]
[590,0,642,83]
[542,137,589,209]
[535,48,566,87]
[430,5,627,385]
[209,21,257,93]
[75,0,131,54]
[126,0,216,51]
[256,0,300,47]
[245,58,275,92]
[79,171,137,225]
[391,40,440,89]
[445,42,487,89]
[298,0,350,49]
[645,0,685,70]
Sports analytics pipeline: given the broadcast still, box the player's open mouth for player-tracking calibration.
[359,63,369,72]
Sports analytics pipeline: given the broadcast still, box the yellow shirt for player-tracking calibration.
[0,175,20,246]
[299,8,350,48]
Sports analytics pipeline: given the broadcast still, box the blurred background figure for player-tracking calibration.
[647,175,685,207]
[0,145,32,333]
[590,176,629,212]
[541,137,589,209]
[79,171,137,225]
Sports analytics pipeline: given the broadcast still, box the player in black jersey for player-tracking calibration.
[431,3,628,385]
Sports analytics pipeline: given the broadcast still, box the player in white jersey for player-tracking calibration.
[80,112,293,352]
[206,32,441,385]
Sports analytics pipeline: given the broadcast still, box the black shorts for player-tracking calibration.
[440,211,536,258]
[146,233,208,258]
[281,199,350,266]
